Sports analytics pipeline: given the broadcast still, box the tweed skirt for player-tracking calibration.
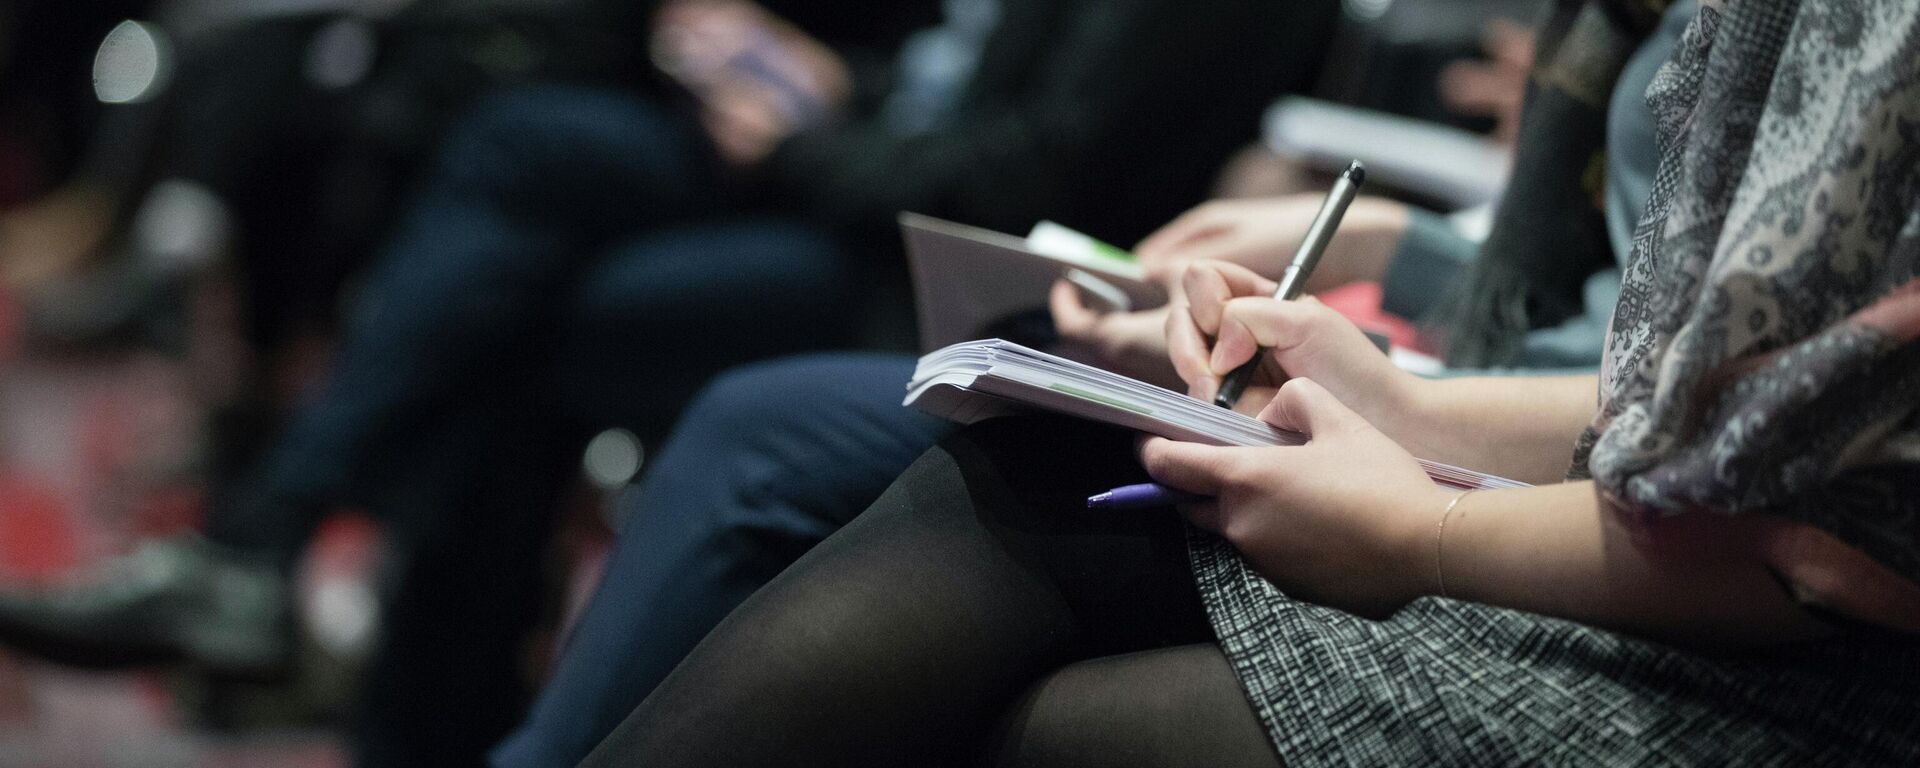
[1187,534,1920,766]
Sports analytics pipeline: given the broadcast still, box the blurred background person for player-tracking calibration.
[0,0,1568,765]
[0,0,1338,764]
[492,1,1684,763]
[0,0,925,764]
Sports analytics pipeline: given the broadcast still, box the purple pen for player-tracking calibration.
[1086,483,1206,511]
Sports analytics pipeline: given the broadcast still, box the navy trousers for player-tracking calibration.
[493,354,953,767]
[205,85,857,766]
[230,84,840,526]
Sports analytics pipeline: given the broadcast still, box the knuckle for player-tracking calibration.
[1300,297,1340,324]
[1215,459,1258,492]
[1218,512,1257,547]
[1179,261,1209,291]
[1219,300,1263,336]
[1139,443,1174,475]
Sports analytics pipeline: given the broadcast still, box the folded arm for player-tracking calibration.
[1439,482,1835,648]
[1140,382,1844,650]
[1150,260,1917,647]
[763,0,1332,241]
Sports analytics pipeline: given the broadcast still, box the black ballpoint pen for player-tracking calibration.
[1212,160,1366,409]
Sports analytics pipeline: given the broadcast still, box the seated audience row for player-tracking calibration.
[572,0,1920,765]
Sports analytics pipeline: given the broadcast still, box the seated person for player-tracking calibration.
[494,2,1693,763]
[0,0,1336,763]
[577,0,1920,763]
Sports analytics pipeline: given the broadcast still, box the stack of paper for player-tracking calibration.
[906,339,1528,491]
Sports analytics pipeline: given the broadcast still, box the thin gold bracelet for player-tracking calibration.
[1434,490,1474,599]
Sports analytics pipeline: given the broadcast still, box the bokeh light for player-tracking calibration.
[92,20,171,104]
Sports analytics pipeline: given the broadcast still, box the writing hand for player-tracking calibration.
[1165,260,1416,427]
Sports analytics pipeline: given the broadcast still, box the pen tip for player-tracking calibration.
[1086,493,1111,509]
[1345,160,1366,185]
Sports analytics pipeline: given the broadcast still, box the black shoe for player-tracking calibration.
[0,536,293,679]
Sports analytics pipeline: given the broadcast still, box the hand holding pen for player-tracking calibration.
[1094,161,1372,509]
[1212,161,1365,408]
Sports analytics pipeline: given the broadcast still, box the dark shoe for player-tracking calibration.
[0,536,293,678]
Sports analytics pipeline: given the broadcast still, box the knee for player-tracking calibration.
[624,357,865,521]
[434,85,673,194]
[621,355,922,535]
[448,85,623,144]
[430,89,556,201]
[678,358,833,439]
[565,219,848,341]
[986,664,1120,767]
[677,355,906,438]
[983,647,1280,768]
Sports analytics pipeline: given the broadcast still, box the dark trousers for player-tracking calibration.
[205,86,857,766]
[492,354,953,767]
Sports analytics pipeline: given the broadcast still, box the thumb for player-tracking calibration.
[1258,378,1367,438]
[1049,279,1101,337]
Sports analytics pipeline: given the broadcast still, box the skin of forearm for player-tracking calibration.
[1392,374,1597,484]
[1434,482,1832,649]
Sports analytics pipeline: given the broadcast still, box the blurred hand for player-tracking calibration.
[700,76,798,166]
[1047,279,1180,389]
[1208,144,1316,199]
[0,183,116,290]
[1133,196,1406,291]
[1438,18,1535,145]
[1165,260,1417,427]
[1140,378,1452,616]
[655,0,851,165]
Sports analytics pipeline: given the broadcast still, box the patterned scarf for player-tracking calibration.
[1573,0,1920,583]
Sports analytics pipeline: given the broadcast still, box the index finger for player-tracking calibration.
[1180,260,1279,338]
[1137,436,1236,495]
[1164,298,1219,401]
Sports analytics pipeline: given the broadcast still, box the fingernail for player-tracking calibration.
[1208,346,1234,375]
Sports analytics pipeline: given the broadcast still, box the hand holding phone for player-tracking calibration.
[653,0,851,163]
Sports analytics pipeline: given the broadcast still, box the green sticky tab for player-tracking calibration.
[1088,240,1136,263]
[1028,221,1137,266]
[1049,384,1153,415]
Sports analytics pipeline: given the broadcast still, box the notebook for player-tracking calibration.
[900,213,1166,352]
[905,339,1529,491]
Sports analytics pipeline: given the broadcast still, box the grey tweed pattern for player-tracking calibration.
[1191,532,1920,766]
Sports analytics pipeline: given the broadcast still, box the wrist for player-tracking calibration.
[1429,489,1477,600]
[1371,370,1439,452]
[1390,485,1468,606]
[1347,197,1411,237]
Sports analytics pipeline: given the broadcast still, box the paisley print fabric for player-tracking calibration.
[1573,0,1920,582]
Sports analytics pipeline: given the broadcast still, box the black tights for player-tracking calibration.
[581,417,1281,767]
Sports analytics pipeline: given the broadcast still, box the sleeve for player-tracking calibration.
[1379,209,1478,322]
[759,0,1337,244]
